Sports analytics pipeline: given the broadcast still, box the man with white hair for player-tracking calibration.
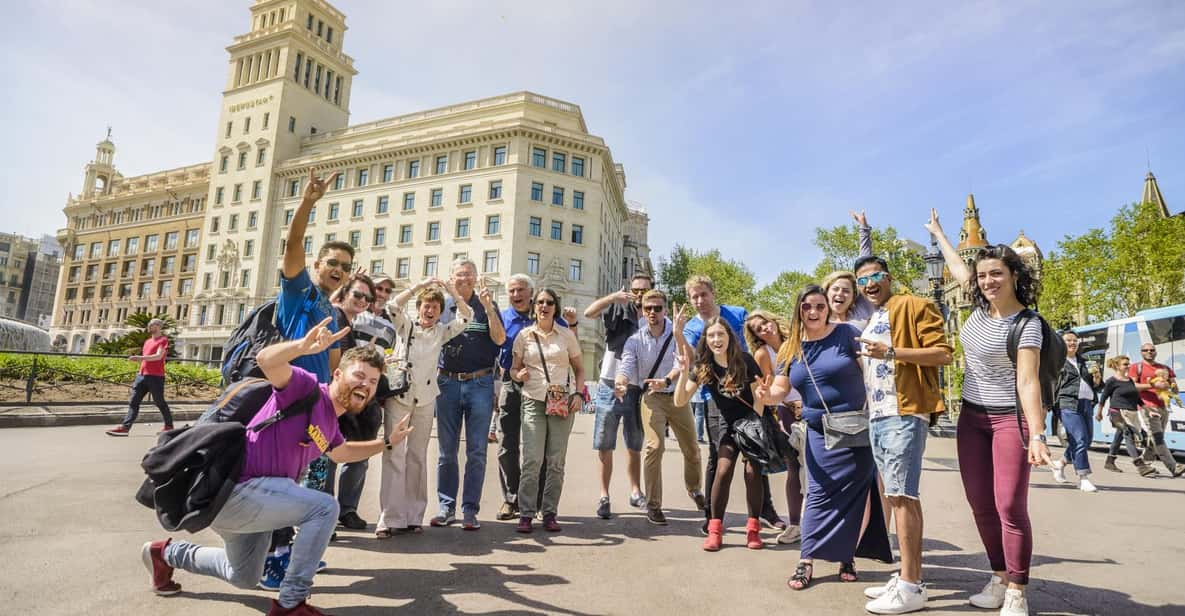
[106,317,174,436]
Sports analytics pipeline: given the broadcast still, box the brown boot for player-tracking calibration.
[1136,461,1159,478]
[1104,456,1122,472]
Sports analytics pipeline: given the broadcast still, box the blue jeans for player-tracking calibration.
[164,476,338,609]
[692,401,706,441]
[870,414,929,499]
[306,457,369,516]
[1059,399,1093,475]
[435,373,495,515]
[120,374,172,429]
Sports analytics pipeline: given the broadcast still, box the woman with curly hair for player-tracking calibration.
[926,209,1052,616]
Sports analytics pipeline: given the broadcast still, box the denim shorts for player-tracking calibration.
[870,414,929,499]
[591,381,643,452]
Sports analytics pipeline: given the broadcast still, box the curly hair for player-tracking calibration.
[968,244,1038,311]
[743,310,790,354]
[693,317,748,394]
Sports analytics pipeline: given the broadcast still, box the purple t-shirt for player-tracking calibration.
[239,367,345,483]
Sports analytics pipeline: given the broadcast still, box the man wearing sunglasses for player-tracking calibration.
[583,274,653,519]
[853,255,953,614]
[1128,344,1182,476]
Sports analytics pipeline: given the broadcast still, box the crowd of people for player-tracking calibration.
[121,172,1181,616]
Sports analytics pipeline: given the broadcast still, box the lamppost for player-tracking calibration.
[924,234,949,407]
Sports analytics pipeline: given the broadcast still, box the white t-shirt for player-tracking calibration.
[862,307,900,419]
[961,309,1043,408]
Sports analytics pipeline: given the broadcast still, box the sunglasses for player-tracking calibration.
[323,258,353,271]
[856,271,887,286]
[642,305,665,313]
[535,299,556,306]
[1141,349,1157,354]
[350,290,374,303]
[630,288,649,295]
[801,302,828,312]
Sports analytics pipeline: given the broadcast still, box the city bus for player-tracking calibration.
[1072,303,1185,453]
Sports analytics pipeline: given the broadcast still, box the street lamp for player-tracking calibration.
[924,234,951,408]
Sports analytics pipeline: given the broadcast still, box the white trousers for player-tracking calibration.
[376,398,436,530]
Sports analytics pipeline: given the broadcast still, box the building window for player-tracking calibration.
[142,258,156,276]
[489,180,502,200]
[289,178,300,196]
[382,164,394,182]
[288,116,296,133]
[430,188,443,208]
[263,112,270,129]
[483,250,498,273]
[550,221,562,241]
[357,168,369,186]
[145,235,159,251]
[238,151,248,170]
[294,52,303,79]
[284,209,294,225]
[225,121,233,138]
[427,221,440,241]
[164,232,179,250]
[327,203,339,220]
[573,190,584,210]
[324,233,335,243]
[435,155,448,175]
[107,239,120,257]
[458,184,472,204]
[228,214,239,232]
[531,182,543,201]
[456,218,470,238]
[206,244,216,260]
[423,255,437,276]
[333,174,345,191]
[463,150,476,170]
[572,156,585,177]
[403,193,415,210]
[571,224,584,244]
[486,215,500,236]
[303,235,313,254]
[251,180,262,200]
[552,186,564,206]
[185,229,199,248]
[89,242,102,259]
[529,216,542,237]
[348,230,360,248]
[527,252,540,275]
[552,152,566,173]
[203,273,212,290]
[399,224,412,244]
[244,239,254,257]
[532,147,546,168]
[73,244,85,260]
[240,269,251,288]
[407,160,420,178]
[219,155,228,173]
[377,195,389,214]
[232,184,243,202]
[373,228,386,246]
[396,257,410,279]
[215,187,225,205]
[569,258,583,281]
[352,199,364,217]
[256,148,267,166]
[493,146,507,165]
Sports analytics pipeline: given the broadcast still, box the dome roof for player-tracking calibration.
[1010,230,1043,260]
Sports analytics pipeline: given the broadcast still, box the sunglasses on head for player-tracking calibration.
[535,299,556,306]
[323,258,353,271]
[351,290,373,303]
[856,271,887,286]
[801,302,828,312]
[642,304,665,313]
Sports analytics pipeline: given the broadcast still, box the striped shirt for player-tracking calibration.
[960,308,1043,408]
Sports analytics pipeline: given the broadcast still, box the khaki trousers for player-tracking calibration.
[376,398,436,530]
[641,391,702,510]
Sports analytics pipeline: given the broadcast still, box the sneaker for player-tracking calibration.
[496,501,519,521]
[999,588,1029,616]
[761,512,787,531]
[316,560,328,573]
[105,426,130,437]
[689,490,706,511]
[1078,478,1098,493]
[865,581,928,614]
[596,496,612,520]
[429,510,456,527]
[700,518,710,536]
[338,511,368,530]
[140,539,181,596]
[266,599,330,615]
[865,573,899,599]
[776,524,802,545]
[515,516,533,533]
[646,507,668,525]
[542,513,562,532]
[462,512,481,530]
[159,425,174,433]
[258,552,290,591]
[628,492,646,508]
[969,575,1006,609]
[1050,460,1068,484]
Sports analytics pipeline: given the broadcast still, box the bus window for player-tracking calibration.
[1147,316,1185,374]
[1120,322,1144,363]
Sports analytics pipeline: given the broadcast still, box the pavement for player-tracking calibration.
[0,402,210,428]
[1,415,1183,616]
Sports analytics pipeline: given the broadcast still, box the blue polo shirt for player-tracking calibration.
[439,293,503,374]
[274,268,339,383]
[498,306,568,376]
[683,304,749,351]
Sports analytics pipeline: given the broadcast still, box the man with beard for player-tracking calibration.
[139,319,413,616]
[853,255,952,614]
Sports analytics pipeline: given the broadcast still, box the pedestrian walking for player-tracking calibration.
[1128,343,1183,476]
[1048,332,1100,492]
[1096,356,1158,477]
[105,318,173,436]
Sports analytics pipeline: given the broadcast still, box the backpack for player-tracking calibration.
[1006,309,1067,447]
[220,287,321,385]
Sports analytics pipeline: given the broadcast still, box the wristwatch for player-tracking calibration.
[664,376,672,387]
[1030,434,1047,444]
[384,435,393,450]
[884,346,896,362]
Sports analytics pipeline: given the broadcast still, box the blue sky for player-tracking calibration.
[4,0,1183,285]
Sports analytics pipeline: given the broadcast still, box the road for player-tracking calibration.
[1,416,1182,615]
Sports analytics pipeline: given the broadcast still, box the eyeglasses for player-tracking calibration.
[351,290,374,303]
[801,302,828,312]
[375,286,393,294]
[535,299,556,306]
[1141,349,1157,354]
[323,258,353,271]
[856,271,887,286]
[642,305,665,313]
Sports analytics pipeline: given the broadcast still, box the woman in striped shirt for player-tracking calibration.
[926,209,1051,616]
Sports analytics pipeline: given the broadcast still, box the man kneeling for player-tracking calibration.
[140,318,412,615]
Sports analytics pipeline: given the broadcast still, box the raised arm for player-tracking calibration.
[283,168,340,279]
[923,208,971,288]
[584,287,632,319]
[852,210,873,258]
[477,279,506,345]
[257,316,350,390]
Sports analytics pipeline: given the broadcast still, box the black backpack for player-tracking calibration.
[220,301,284,385]
[1006,309,1067,447]
[197,376,322,431]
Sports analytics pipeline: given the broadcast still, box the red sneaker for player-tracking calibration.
[105,426,130,437]
[140,539,181,595]
[267,599,331,615]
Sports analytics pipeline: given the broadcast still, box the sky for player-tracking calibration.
[4,0,1184,286]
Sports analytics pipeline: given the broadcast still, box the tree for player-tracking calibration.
[754,270,816,319]
[656,244,757,307]
[1040,201,1185,326]
[91,311,180,357]
[812,222,926,294]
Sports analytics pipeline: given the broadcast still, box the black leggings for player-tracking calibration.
[710,435,763,520]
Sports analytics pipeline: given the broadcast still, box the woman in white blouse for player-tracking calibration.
[375,277,472,537]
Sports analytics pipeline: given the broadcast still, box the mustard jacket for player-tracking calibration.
[885,294,952,416]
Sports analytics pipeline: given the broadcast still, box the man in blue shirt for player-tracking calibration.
[432,258,506,530]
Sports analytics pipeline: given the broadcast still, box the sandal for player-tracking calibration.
[787,561,813,590]
[839,561,858,582]
[375,528,393,540]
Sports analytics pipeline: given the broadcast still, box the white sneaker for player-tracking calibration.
[865,573,899,599]
[969,575,1007,609]
[776,524,802,545]
[1078,478,1098,492]
[999,588,1028,616]
[1050,460,1068,484]
[865,581,927,614]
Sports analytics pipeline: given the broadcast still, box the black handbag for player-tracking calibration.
[618,333,674,430]
[732,410,789,475]
[804,353,869,450]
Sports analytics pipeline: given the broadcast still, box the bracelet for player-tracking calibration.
[384,436,393,450]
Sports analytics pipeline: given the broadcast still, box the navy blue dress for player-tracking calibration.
[786,324,892,564]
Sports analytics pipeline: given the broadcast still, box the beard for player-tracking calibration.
[333,384,372,414]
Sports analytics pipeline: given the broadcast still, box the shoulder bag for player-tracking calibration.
[803,353,869,450]
[387,324,415,397]
[534,332,575,418]
[619,333,674,430]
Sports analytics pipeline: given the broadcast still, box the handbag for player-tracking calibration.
[534,333,574,418]
[803,353,870,450]
[619,333,674,430]
[387,324,415,396]
[731,410,789,475]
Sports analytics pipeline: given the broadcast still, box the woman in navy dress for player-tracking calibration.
[769,285,891,590]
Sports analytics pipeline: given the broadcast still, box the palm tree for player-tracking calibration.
[91,311,179,357]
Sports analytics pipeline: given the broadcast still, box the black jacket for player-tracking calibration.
[1055,355,1098,410]
[135,422,246,533]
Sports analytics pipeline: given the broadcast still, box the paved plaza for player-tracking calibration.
[1,416,1182,615]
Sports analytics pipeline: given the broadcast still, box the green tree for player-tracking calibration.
[1040,201,1185,326]
[656,244,757,307]
[812,222,926,294]
[754,270,816,319]
[91,311,180,357]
